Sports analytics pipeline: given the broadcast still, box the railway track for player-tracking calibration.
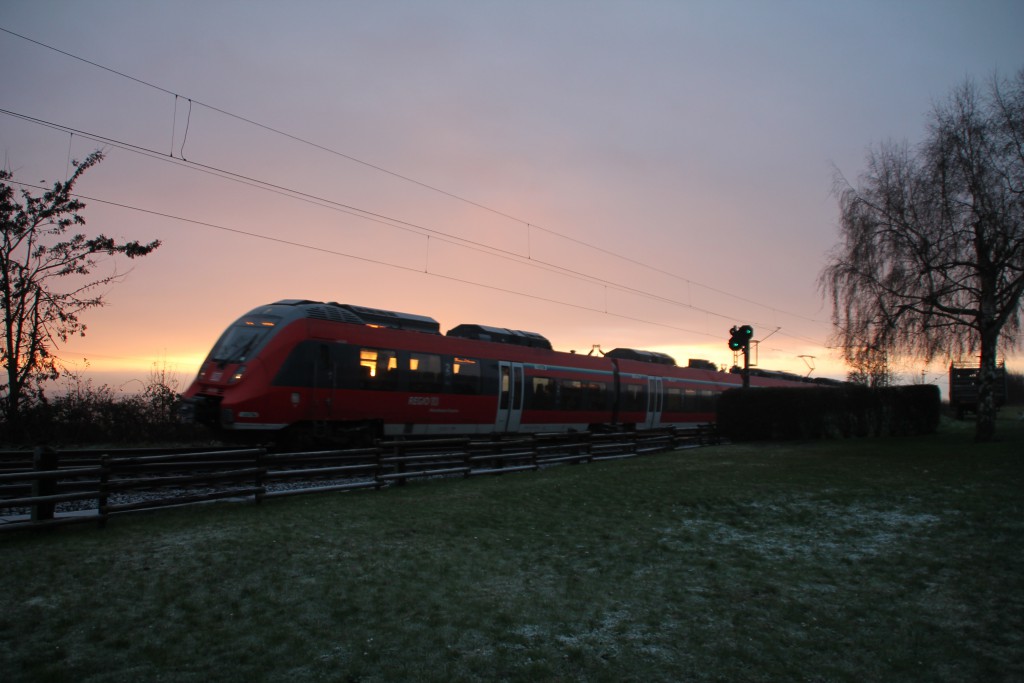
[0,427,717,533]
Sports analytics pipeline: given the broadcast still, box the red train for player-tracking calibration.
[180,300,805,441]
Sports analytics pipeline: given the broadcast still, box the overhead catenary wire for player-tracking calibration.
[0,110,656,309]
[3,123,835,352]
[2,105,829,348]
[6,177,721,341]
[0,27,842,363]
[0,25,827,327]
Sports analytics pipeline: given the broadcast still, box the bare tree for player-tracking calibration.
[821,69,1024,442]
[0,151,160,439]
[845,346,893,388]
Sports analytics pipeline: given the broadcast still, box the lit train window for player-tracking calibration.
[451,357,482,395]
[359,348,398,389]
[410,352,443,392]
[359,349,378,377]
[453,357,476,373]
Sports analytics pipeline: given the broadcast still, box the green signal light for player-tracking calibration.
[728,324,754,351]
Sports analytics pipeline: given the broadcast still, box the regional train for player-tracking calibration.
[180,299,808,441]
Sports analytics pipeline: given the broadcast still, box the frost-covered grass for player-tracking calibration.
[2,413,1023,682]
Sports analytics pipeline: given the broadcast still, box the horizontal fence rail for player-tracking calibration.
[0,425,718,533]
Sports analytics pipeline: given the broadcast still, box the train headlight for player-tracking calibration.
[229,365,246,384]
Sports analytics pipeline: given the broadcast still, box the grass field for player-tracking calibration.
[2,413,1023,682]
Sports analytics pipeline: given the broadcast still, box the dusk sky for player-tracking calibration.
[2,1,1023,396]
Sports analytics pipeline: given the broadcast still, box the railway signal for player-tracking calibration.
[728,324,754,388]
[728,325,753,351]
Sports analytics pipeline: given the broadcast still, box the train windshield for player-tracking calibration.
[209,316,281,363]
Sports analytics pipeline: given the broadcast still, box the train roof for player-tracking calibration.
[445,324,553,349]
[605,348,677,366]
[268,301,554,347]
[271,300,442,334]
[262,301,707,360]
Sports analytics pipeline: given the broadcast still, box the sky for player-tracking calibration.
[2,0,1023,397]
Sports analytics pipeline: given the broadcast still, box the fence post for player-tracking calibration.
[98,453,110,529]
[254,448,265,504]
[394,441,406,486]
[374,444,385,490]
[31,446,58,522]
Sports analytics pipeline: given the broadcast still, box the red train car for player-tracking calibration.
[180,300,804,440]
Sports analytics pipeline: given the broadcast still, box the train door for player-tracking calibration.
[495,361,525,432]
[644,376,663,429]
[311,342,336,423]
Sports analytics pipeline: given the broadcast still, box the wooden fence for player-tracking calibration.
[0,426,717,533]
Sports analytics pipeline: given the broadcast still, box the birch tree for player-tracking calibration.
[821,69,1024,441]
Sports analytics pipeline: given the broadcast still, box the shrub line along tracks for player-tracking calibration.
[0,427,716,533]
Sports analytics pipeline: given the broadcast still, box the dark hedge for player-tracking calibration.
[717,384,941,441]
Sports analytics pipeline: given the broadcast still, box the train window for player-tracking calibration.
[699,389,717,412]
[210,316,280,363]
[451,357,482,395]
[621,383,645,412]
[561,380,583,410]
[479,360,500,395]
[409,352,443,392]
[499,366,511,409]
[585,381,609,410]
[272,340,316,386]
[528,377,556,410]
[359,348,399,390]
[665,387,684,412]
[271,340,345,388]
[684,388,698,411]
[315,343,335,387]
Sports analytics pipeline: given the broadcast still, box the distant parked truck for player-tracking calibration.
[949,361,1007,419]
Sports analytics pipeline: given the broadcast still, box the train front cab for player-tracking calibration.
[181,304,302,432]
